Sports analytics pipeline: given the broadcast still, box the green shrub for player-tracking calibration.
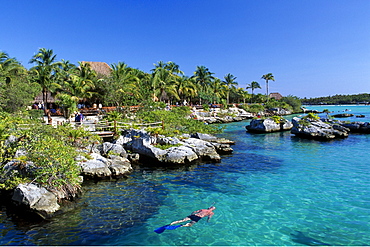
[303,113,320,121]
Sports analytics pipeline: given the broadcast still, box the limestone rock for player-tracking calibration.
[78,153,112,178]
[246,118,293,133]
[182,138,221,162]
[97,142,127,158]
[340,121,370,133]
[12,183,60,218]
[291,117,349,140]
[108,156,133,176]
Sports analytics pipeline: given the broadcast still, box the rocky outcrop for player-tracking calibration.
[291,117,350,140]
[195,107,254,124]
[246,117,293,133]
[77,150,132,179]
[11,183,60,219]
[266,108,292,116]
[118,129,233,165]
[332,113,354,118]
[340,121,370,133]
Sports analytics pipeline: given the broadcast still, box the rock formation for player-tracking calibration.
[291,117,349,140]
[246,117,293,133]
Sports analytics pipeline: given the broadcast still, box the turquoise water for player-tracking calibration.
[1,105,370,245]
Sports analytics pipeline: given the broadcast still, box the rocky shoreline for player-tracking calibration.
[1,128,235,219]
[246,115,370,140]
[3,107,369,220]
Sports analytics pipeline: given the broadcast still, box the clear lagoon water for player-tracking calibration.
[1,105,370,246]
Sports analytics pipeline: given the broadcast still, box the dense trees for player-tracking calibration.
[29,48,59,110]
[1,48,303,115]
[302,94,370,105]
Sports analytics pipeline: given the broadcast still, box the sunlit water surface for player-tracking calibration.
[1,105,370,245]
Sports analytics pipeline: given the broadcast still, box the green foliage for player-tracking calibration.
[298,119,311,126]
[202,104,210,111]
[26,135,81,196]
[303,113,320,121]
[243,104,265,113]
[0,73,41,113]
[139,108,223,136]
[301,93,370,105]
[0,116,99,192]
[281,95,302,113]
[154,143,182,150]
[106,110,123,122]
[271,115,283,124]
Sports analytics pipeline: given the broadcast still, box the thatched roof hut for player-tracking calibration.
[269,92,283,100]
[81,61,112,77]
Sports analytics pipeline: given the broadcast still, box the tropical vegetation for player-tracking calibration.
[1,48,301,117]
[302,94,370,105]
[0,47,304,192]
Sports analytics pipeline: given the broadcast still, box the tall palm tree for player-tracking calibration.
[261,73,275,99]
[223,73,238,105]
[29,48,59,110]
[246,81,261,103]
[192,65,214,104]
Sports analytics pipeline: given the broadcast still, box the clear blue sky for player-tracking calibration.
[1,0,369,98]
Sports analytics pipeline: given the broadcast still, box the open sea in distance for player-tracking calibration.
[0,105,369,246]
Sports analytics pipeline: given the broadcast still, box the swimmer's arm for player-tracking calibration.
[207,212,214,222]
[191,209,202,215]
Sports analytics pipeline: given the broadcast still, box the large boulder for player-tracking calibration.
[291,117,349,140]
[340,121,370,133]
[78,153,112,178]
[246,118,293,133]
[182,138,221,162]
[108,156,133,176]
[162,145,199,164]
[332,113,354,118]
[97,142,127,158]
[12,183,60,218]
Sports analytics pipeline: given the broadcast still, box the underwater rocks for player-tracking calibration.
[246,118,293,133]
[291,117,349,140]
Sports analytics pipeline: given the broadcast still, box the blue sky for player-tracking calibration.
[1,0,370,98]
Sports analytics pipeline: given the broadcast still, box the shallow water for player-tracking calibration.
[1,105,370,245]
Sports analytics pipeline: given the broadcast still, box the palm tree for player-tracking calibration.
[192,65,214,104]
[151,67,179,103]
[56,68,96,118]
[235,87,250,104]
[176,76,197,103]
[261,73,275,99]
[29,48,59,110]
[0,52,26,83]
[223,73,238,105]
[209,78,226,104]
[246,81,261,103]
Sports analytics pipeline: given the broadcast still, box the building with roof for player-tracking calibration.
[81,61,112,77]
[269,92,283,100]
